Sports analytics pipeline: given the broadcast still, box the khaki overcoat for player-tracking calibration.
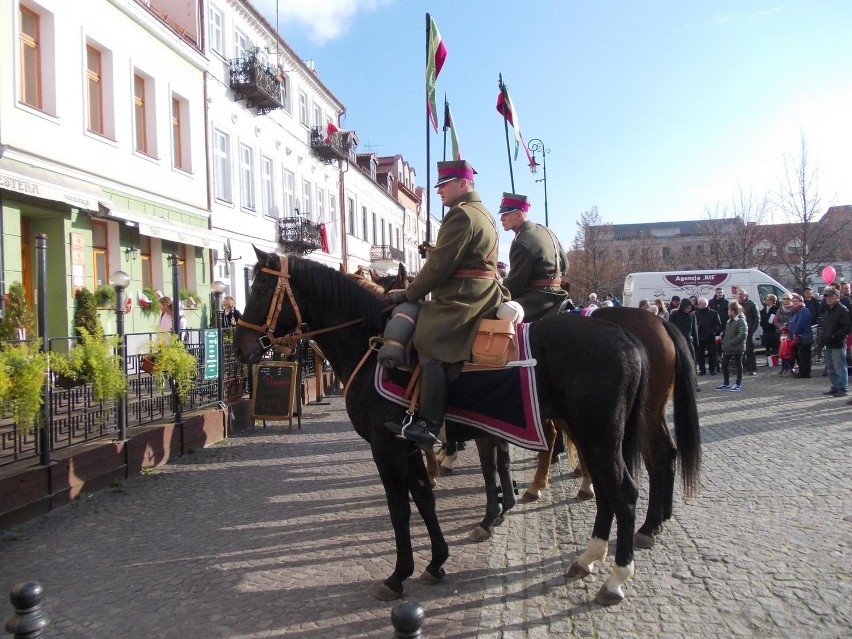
[403,191,508,363]
[504,220,568,321]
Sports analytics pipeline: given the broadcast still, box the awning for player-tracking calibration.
[0,157,103,211]
[99,204,223,249]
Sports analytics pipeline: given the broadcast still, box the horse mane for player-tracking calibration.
[287,256,385,331]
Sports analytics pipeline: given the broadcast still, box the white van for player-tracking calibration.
[623,269,790,345]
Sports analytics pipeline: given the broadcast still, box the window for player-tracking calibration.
[282,169,295,217]
[313,103,322,128]
[213,128,232,202]
[92,220,109,288]
[316,187,325,222]
[329,194,337,223]
[19,6,41,109]
[208,5,224,56]
[234,29,248,60]
[133,72,157,157]
[302,179,312,219]
[278,73,290,112]
[361,206,368,240]
[348,197,356,237]
[239,143,255,211]
[372,212,377,245]
[171,93,191,171]
[261,156,274,217]
[298,91,308,126]
[140,236,152,290]
[662,246,671,259]
[86,45,104,134]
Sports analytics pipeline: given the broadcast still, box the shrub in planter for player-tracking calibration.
[94,285,116,309]
[50,326,126,401]
[0,282,35,342]
[145,333,197,401]
[0,341,48,434]
[180,288,199,310]
[73,287,102,337]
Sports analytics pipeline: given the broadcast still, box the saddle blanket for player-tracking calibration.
[374,323,549,451]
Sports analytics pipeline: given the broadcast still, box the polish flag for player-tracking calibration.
[138,290,152,309]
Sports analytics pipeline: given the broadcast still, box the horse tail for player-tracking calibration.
[660,320,702,497]
[621,332,648,477]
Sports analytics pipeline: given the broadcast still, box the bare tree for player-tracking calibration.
[568,207,625,300]
[701,187,771,269]
[769,134,845,289]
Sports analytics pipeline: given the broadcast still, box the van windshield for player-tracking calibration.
[758,284,786,304]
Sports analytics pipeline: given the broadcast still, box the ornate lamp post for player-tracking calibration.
[109,270,131,441]
[527,138,550,227]
[211,280,227,403]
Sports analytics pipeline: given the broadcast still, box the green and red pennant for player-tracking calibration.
[426,15,448,132]
[496,85,535,169]
[444,99,462,160]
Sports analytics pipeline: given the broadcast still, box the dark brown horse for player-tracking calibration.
[234,250,651,605]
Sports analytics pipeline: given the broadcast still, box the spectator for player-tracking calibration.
[648,304,659,317]
[670,297,698,361]
[787,294,814,378]
[157,296,188,340]
[708,287,729,361]
[689,295,698,307]
[668,295,681,315]
[716,300,747,391]
[654,298,669,320]
[802,286,821,322]
[838,281,852,366]
[638,299,649,311]
[819,287,851,397]
[586,293,601,309]
[759,293,780,365]
[605,293,621,307]
[778,325,796,377]
[222,296,242,328]
[695,297,721,375]
[737,288,760,375]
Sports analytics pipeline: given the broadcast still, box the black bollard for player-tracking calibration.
[390,601,424,638]
[4,581,49,638]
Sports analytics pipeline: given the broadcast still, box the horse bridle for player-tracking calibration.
[236,254,366,358]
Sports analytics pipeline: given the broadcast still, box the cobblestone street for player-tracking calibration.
[1,370,849,638]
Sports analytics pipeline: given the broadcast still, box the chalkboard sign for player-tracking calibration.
[251,362,298,421]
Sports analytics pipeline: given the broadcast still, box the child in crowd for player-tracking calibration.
[778,325,796,377]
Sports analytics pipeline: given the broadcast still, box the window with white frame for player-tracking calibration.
[348,197,356,238]
[171,93,191,171]
[19,4,53,112]
[234,29,248,60]
[298,91,308,126]
[240,143,255,211]
[282,169,295,217]
[302,180,312,219]
[261,155,274,217]
[133,71,157,157]
[85,41,114,138]
[213,128,232,202]
[316,187,325,223]
[208,5,224,56]
[313,103,322,129]
[278,73,290,112]
[329,193,337,223]
[361,206,368,240]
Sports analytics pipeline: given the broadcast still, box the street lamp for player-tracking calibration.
[527,138,550,227]
[211,280,227,403]
[109,270,131,441]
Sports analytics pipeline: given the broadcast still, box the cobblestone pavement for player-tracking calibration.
[1,367,849,638]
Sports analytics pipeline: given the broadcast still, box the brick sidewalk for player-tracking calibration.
[0,369,849,638]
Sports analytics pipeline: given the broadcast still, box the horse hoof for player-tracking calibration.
[576,489,594,501]
[373,584,401,601]
[418,567,446,585]
[634,532,655,549]
[439,466,453,475]
[593,584,624,606]
[493,514,505,527]
[568,467,583,478]
[468,526,493,542]
[566,562,591,579]
[519,490,540,504]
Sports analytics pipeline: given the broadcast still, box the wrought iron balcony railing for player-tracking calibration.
[229,49,283,115]
[278,217,323,254]
[309,127,355,164]
[370,245,405,262]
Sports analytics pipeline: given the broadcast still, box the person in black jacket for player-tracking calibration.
[760,293,780,364]
[819,287,851,397]
[670,297,699,362]
[737,289,760,375]
[695,297,721,375]
[708,287,728,360]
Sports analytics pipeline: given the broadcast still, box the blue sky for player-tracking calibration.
[254,0,852,253]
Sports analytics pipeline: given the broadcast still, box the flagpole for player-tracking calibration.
[442,94,448,161]
[498,74,515,192]
[425,13,432,245]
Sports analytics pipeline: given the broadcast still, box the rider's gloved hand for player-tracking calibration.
[387,290,407,305]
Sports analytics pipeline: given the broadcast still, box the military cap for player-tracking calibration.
[497,193,530,215]
[434,160,477,187]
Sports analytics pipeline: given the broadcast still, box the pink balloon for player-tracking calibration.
[821,265,836,284]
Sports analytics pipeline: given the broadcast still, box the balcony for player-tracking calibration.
[310,127,356,164]
[278,217,323,254]
[371,245,405,263]
[229,49,283,115]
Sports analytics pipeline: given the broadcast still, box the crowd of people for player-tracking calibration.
[634,283,852,401]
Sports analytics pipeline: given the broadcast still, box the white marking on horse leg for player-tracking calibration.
[579,475,594,496]
[574,536,608,573]
[601,562,634,600]
[440,452,457,470]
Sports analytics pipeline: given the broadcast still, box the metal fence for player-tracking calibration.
[0,328,250,469]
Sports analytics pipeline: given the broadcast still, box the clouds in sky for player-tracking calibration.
[256,0,394,44]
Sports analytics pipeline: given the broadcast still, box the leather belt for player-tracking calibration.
[528,278,562,287]
[452,269,498,280]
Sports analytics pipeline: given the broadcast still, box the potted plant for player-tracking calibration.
[0,341,48,434]
[0,282,35,342]
[179,288,199,310]
[94,284,116,309]
[50,326,127,401]
[139,287,161,319]
[73,287,102,337]
[144,333,197,401]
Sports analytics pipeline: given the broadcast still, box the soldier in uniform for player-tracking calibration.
[385,160,509,450]
[499,193,569,322]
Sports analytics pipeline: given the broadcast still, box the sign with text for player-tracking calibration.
[251,362,298,420]
[663,273,728,288]
[203,330,219,380]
